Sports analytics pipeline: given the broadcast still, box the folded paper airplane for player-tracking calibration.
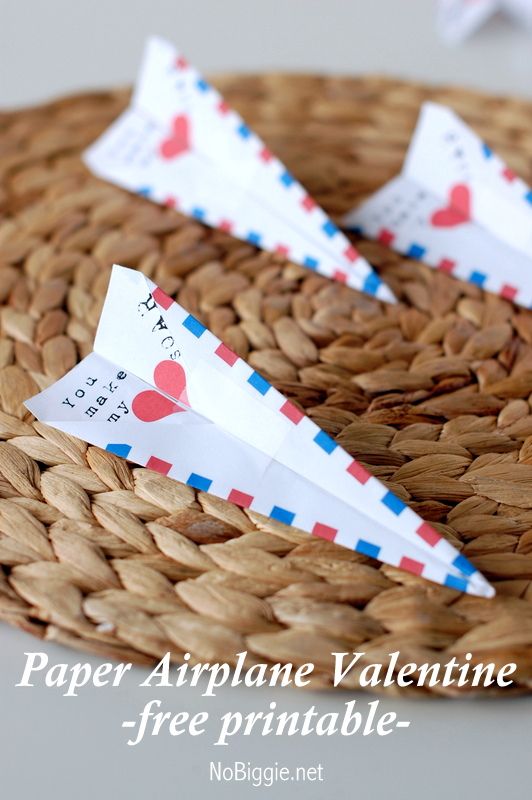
[437,0,532,44]
[25,265,494,598]
[83,36,393,303]
[343,102,532,308]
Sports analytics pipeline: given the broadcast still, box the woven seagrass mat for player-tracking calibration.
[1,75,532,696]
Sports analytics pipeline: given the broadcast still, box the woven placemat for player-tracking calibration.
[1,75,532,696]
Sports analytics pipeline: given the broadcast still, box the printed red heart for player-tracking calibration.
[159,114,191,160]
[153,360,189,406]
[430,184,472,228]
[132,390,183,422]
[132,361,189,421]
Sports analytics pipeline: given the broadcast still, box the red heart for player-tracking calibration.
[153,360,189,406]
[430,184,472,228]
[132,390,183,422]
[159,114,191,160]
[132,360,189,422]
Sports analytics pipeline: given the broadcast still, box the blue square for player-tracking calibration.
[280,171,295,187]
[444,574,468,593]
[356,539,381,559]
[381,491,406,516]
[482,142,493,159]
[137,186,151,197]
[270,506,295,526]
[303,256,319,270]
[191,207,205,220]
[237,123,251,138]
[247,231,262,246]
[469,270,486,287]
[314,430,337,454]
[362,271,382,296]
[182,314,206,338]
[407,243,426,260]
[322,220,338,238]
[247,371,271,395]
[106,443,131,458]
[525,190,532,205]
[187,473,213,492]
[452,553,476,577]
[196,78,209,92]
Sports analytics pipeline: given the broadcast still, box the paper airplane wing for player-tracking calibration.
[436,0,499,44]
[437,0,532,42]
[23,351,302,500]
[505,0,532,26]
[403,102,532,257]
[83,36,394,303]
[25,265,493,598]
[344,174,532,307]
[343,102,532,307]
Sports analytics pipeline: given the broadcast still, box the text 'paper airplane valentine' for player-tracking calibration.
[25,265,494,598]
[84,36,393,303]
[344,101,532,308]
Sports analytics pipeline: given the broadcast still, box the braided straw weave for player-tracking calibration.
[1,75,532,696]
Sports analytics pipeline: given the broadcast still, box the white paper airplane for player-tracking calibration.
[25,265,494,598]
[344,102,532,308]
[437,0,532,44]
[83,36,393,303]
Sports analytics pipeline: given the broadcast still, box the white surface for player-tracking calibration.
[0,0,532,107]
[1,2,532,798]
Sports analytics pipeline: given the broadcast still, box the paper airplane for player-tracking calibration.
[83,36,393,303]
[437,0,532,43]
[25,265,493,598]
[343,101,532,308]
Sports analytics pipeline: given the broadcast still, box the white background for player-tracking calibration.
[1,1,532,798]
[1,0,532,106]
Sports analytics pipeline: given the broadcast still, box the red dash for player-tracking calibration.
[333,270,348,283]
[146,456,172,476]
[377,228,395,247]
[312,522,338,542]
[219,219,234,233]
[502,167,516,182]
[346,460,371,484]
[152,287,174,310]
[437,258,456,274]
[215,342,239,366]
[399,556,424,576]
[344,245,359,263]
[280,401,304,424]
[228,489,254,508]
[500,283,517,301]
[416,522,440,547]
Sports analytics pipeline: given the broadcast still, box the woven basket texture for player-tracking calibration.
[1,75,532,696]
